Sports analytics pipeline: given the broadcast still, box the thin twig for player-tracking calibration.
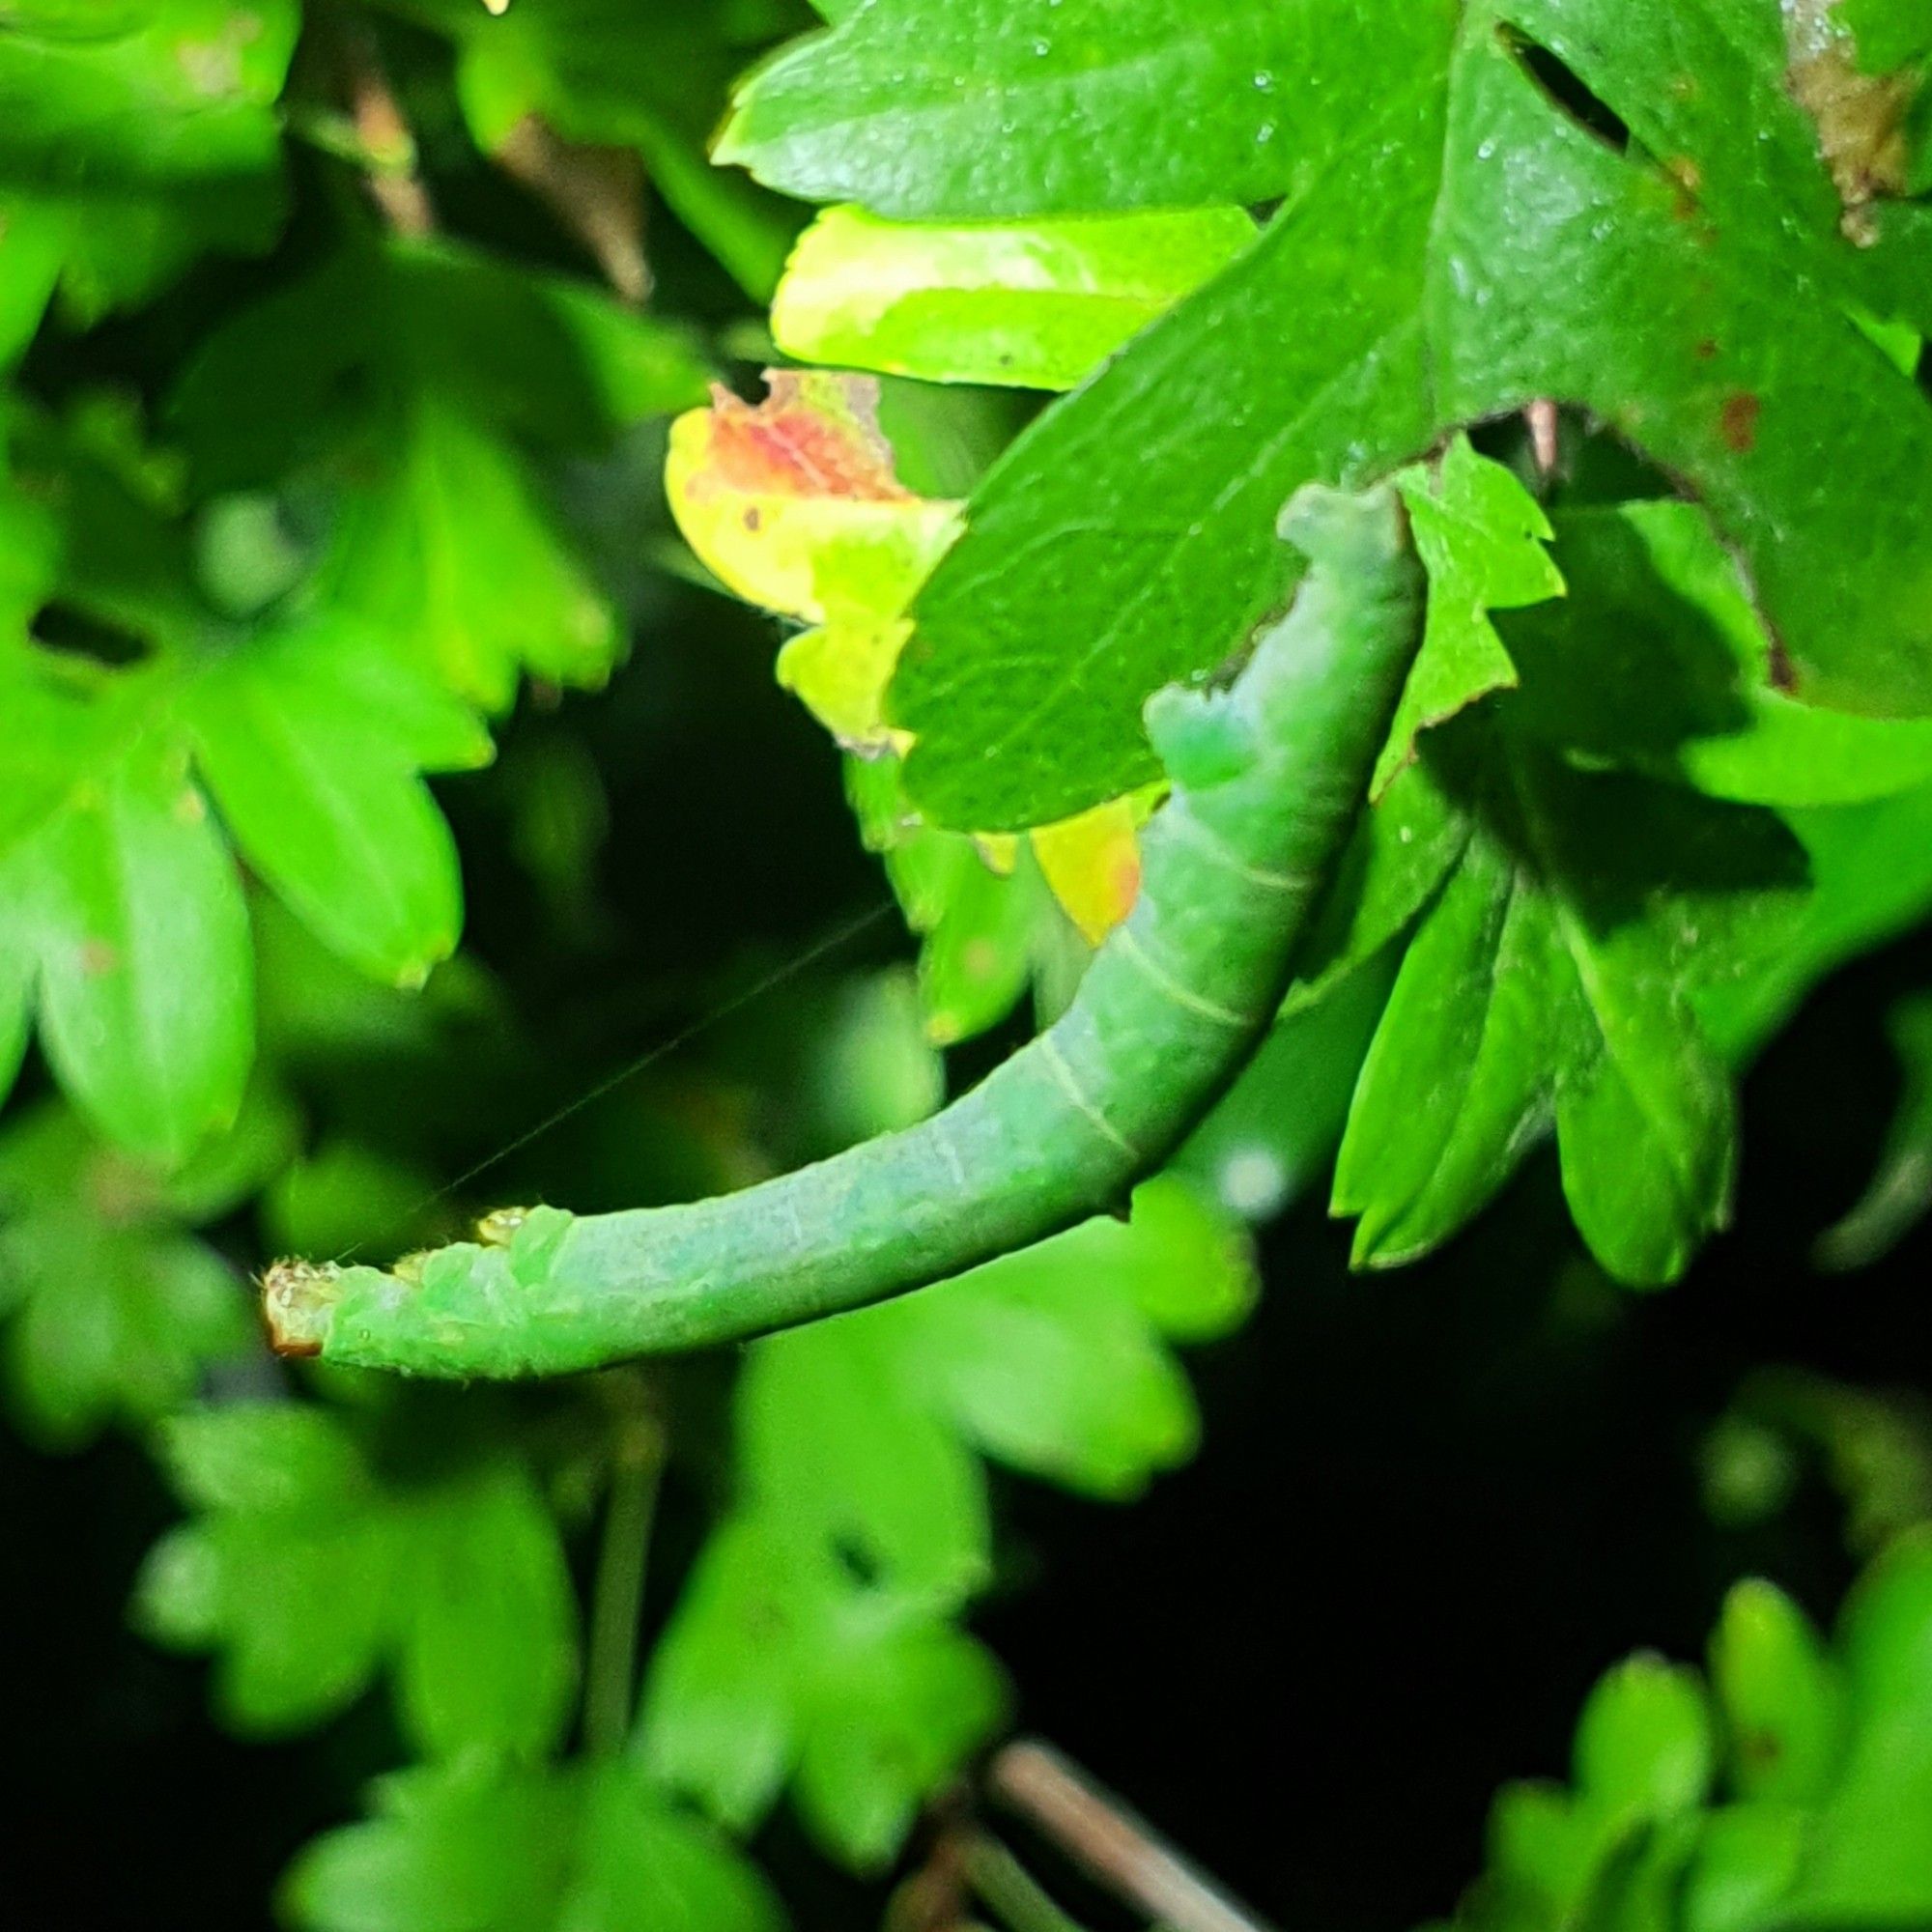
[339,21,435,238]
[986,1741,1275,1932]
[582,1384,664,1757]
[961,1832,1094,1932]
[497,117,651,305]
[1525,398,1560,480]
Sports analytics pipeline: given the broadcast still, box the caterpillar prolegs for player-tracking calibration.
[263,483,1425,1379]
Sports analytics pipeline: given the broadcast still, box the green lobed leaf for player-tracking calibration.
[638,1514,1007,1870]
[0,1087,298,1446]
[791,1612,1005,1869]
[739,1316,990,1600]
[1378,435,1563,798]
[1702,781,1932,1065]
[17,734,253,1165]
[185,614,487,988]
[861,1173,1257,1495]
[284,1761,781,1932]
[0,406,530,1154]
[171,238,709,712]
[1842,0,1932,71]
[1439,1538,1932,1931]
[0,895,30,1113]
[320,395,621,714]
[772,204,1258,390]
[1574,1657,1715,1821]
[1680,1805,1806,1932]
[138,1401,579,1758]
[746,1,1932,829]
[1332,727,1804,1287]
[0,3,299,329]
[719,0,1394,216]
[646,1172,1246,1863]
[171,240,709,493]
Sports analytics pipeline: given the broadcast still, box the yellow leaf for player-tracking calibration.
[1030,797,1146,944]
[775,617,914,754]
[665,370,958,625]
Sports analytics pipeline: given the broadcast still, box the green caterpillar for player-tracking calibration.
[263,482,1425,1379]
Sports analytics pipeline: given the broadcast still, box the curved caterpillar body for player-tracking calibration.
[264,483,1424,1379]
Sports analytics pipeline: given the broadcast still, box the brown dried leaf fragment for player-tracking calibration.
[1786,0,1919,242]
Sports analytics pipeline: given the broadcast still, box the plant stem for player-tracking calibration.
[962,1833,1093,1932]
[987,1740,1274,1932]
[582,1389,663,1758]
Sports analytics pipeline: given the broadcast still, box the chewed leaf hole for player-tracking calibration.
[30,602,152,668]
[1500,27,1634,156]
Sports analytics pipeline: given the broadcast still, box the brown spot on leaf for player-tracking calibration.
[1695,337,1719,360]
[1767,639,1798,692]
[698,372,911,503]
[1785,2,1918,243]
[79,941,119,976]
[1720,391,1761,452]
[742,505,761,532]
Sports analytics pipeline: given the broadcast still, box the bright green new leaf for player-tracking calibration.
[0,915,29,1110]
[0,203,64,366]
[1680,1807,1806,1932]
[724,1,1932,828]
[139,1401,579,1758]
[1378,435,1563,798]
[1702,781,1932,1064]
[1842,0,1932,71]
[283,1761,782,1932]
[1441,1542,1932,1931]
[772,204,1258,390]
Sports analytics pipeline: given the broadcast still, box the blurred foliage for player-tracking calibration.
[2,2,1931,1930]
[1434,1541,1932,1932]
